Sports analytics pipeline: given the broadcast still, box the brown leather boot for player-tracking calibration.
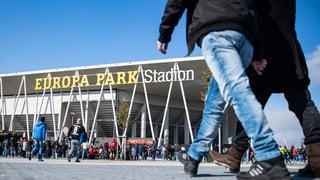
[305,142,320,178]
[209,146,244,173]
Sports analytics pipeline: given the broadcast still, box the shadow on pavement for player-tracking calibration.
[291,172,318,180]
[196,174,235,178]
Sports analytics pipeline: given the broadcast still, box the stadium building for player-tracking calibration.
[0,56,237,149]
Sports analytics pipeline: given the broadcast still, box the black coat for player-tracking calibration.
[68,124,85,140]
[248,0,310,92]
[158,0,258,55]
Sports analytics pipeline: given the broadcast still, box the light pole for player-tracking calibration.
[93,130,97,145]
[70,112,75,125]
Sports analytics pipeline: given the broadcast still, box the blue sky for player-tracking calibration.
[0,0,319,147]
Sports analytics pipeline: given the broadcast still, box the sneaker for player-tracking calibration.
[38,159,44,162]
[28,154,32,161]
[178,150,200,177]
[75,159,81,163]
[237,156,291,180]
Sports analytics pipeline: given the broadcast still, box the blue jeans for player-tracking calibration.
[82,148,89,160]
[187,30,280,162]
[10,147,16,157]
[69,139,80,160]
[31,139,44,160]
[2,147,8,157]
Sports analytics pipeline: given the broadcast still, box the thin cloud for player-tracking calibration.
[264,95,305,147]
[306,45,320,85]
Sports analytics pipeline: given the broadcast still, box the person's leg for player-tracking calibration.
[284,86,320,145]
[202,30,279,161]
[10,147,14,157]
[37,141,44,161]
[201,30,289,179]
[187,76,225,161]
[31,140,38,156]
[75,141,80,162]
[284,85,320,177]
[68,140,76,162]
[178,74,225,176]
[210,89,272,172]
[2,147,7,157]
[233,89,272,149]
[82,148,85,160]
[30,140,39,160]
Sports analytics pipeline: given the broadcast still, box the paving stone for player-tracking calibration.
[0,158,313,180]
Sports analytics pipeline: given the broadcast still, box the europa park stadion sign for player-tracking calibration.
[34,68,194,90]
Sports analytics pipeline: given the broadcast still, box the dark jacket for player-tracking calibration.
[158,0,259,55]
[32,121,47,141]
[68,124,85,140]
[247,0,310,92]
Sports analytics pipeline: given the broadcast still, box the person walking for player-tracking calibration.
[82,141,89,160]
[157,0,290,179]
[9,136,17,158]
[22,138,27,158]
[150,140,157,161]
[25,139,33,160]
[209,0,320,178]
[67,118,86,162]
[29,117,47,162]
[108,139,117,160]
[2,137,8,157]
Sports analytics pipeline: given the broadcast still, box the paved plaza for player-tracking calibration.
[0,157,318,180]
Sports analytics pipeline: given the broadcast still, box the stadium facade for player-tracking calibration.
[0,56,237,148]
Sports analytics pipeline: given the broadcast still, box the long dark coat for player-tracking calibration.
[248,0,310,92]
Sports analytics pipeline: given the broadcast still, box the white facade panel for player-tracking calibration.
[2,91,116,115]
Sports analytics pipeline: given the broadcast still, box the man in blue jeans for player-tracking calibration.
[210,0,320,178]
[67,117,86,162]
[29,116,47,162]
[157,0,290,179]
[150,140,157,161]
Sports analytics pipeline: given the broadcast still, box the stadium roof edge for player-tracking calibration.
[0,56,204,77]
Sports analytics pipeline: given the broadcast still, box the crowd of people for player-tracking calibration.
[1,134,310,166]
[84,141,183,161]
[0,124,185,162]
[0,136,55,159]
[0,134,188,162]
[238,144,309,165]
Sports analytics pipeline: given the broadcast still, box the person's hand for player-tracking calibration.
[251,59,267,75]
[157,40,168,54]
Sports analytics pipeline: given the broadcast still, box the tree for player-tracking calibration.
[201,69,212,102]
[117,99,131,134]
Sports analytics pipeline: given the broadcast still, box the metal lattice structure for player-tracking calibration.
[0,56,236,147]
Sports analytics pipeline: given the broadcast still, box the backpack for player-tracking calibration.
[79,132,87,144]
